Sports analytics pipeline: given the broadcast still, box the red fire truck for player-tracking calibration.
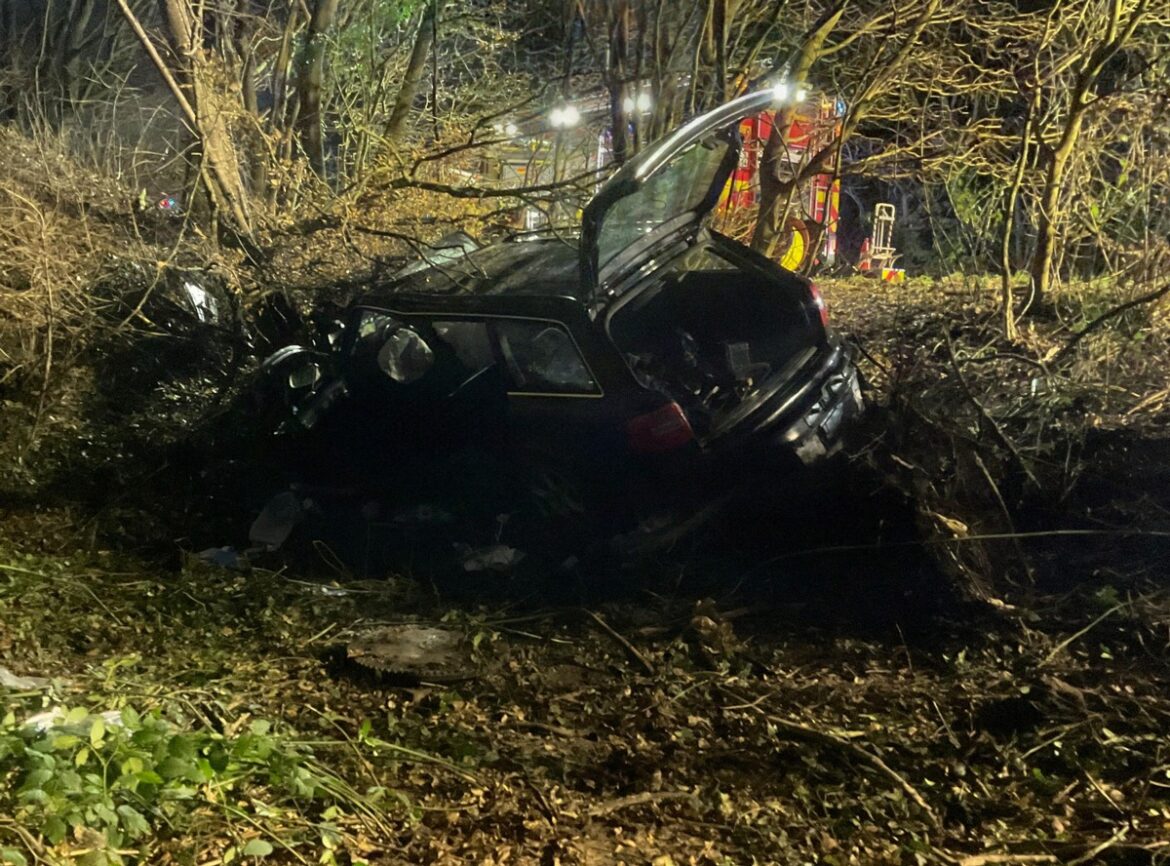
[714,93,844,272]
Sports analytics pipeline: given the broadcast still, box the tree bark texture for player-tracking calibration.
[146,0,253,233]
[297,0,340,177]
[1028,0,1148,310]
[384,0,441,146]
[750,3,844,257]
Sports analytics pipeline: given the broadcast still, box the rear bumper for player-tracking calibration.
[779,356,864,464]
[706,334,863,465]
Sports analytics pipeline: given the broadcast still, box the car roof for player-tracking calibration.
[365,237,583,302]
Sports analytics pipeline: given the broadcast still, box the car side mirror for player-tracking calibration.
[376,327,435,384]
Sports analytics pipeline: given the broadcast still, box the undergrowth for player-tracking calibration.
[0,547,435,866]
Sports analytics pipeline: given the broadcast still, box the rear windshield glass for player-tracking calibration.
[596,137,733,271]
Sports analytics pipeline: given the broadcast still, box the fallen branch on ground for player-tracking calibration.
[587,791,697,817]
[584,609,655,676]
[765,714,942,831]
[1052,281,1170,364]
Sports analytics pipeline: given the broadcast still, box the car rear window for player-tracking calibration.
[595,136,734,273]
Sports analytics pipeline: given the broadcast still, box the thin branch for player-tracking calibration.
[112,0,197,129]
[584,609,655,676]
[1052,281,1170,363]
[945,331,1040,488]
[764,714,941,830]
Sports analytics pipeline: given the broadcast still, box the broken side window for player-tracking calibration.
[494,320,598,395]
[432,321,495,373]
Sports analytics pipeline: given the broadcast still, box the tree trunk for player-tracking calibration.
[750,4,844,256]
[1001,91,1036,341]
[605,1,631,165]
[1029,141,1075,312]
[1027,0,1148,312]
[297,0,340,177]
[384,0,441,146]
[144,0,252,233]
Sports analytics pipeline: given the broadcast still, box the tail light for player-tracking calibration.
[809,282,829,327]
[627,402,695,454]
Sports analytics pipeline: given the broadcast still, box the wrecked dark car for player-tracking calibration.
[260,89,864,559]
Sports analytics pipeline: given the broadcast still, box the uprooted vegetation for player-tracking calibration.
[823,271,1170,603]
[3,260,1170,865]
[0,127,497,498]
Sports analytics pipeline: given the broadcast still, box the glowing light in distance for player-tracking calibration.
[550,104,580,128]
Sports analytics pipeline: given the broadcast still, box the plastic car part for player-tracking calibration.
[626,401,695,453]
[809,282,829,327]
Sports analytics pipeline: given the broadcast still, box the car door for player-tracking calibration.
[373,310,613,461]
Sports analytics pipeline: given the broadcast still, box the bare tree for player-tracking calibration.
[1027,0,1151,311]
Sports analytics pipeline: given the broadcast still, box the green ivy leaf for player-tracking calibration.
[168,735,196,760]
[90,717,106,748]
[41,815,68,845]
[19,768,52,791]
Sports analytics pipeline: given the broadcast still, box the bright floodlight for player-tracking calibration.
[772,81,790,102]
[635,92,653,112]
[796,88,808,102]
[622,96,635,113]
[550,104,579,128]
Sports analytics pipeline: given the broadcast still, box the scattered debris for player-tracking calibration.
[195,546,247,570]
[23,707,126,733]
[342,625,470,683]
[0,666,50,690]
[249,489,311,551]
[459,544,525,573]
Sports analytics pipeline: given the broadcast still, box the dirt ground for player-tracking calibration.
[3,276,1170,866]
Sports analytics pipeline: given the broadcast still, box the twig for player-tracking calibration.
[1052,281,1170,364]
[1039,601,1126,667]
[584,609,655,676]
[973,452,1033,583]
[1066,825,1129,866]
[587,791,696,817]
[522,775,559,825]
[951,855,1057,866]
[945,331,1039,488]
[512,720,581,738]
[744,528,1170,571]
[112,0,198,129]
[766,714,942,830]
[1125,386,1169,416]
